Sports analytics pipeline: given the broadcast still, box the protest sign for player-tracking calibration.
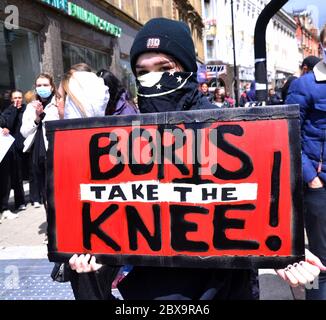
[0,133,14,163]
[46,105,304,268]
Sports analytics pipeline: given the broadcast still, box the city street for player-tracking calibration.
[0,184,305,300]
[0,194,74,300]
[0,0,323,303]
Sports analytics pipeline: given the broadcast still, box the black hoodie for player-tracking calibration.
[69,79,254,301]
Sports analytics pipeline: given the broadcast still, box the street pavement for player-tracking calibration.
[0,184,304,300]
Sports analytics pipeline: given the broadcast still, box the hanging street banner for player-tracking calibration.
[46,105,304,269]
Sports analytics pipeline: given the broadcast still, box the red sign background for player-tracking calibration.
[52,119,292,258]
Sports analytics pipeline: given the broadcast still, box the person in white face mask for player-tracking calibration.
[286,24,326,300]
[67,18,326,301]
[20,73,60,209]
[57,63,110,120]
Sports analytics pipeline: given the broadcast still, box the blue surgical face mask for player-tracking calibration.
[36,86,52,99]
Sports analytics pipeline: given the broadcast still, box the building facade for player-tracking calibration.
[268,9,299,89]
[173,0,204,64]
[0,0,142,111]
[202,0,300,97]
[293,9,320,65]
[0,0,204,111]
[109,0,205,64]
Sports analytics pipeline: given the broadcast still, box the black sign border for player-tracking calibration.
[46,105,304,269]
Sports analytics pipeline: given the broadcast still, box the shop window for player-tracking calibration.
[120,1,137,18]
[150,0,163,17]
[120,58,136,99]
[204,0,211,19]
[0,23,40,112]
[206,39,215,60]
[62,42,109,73]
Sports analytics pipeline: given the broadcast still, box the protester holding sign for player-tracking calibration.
[21,74,60,209]
[0,109,15,221]
[286,24,326,300]
[67,18,326,300]
[0,90,27,221]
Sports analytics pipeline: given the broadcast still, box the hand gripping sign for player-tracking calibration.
[46,105,304,269]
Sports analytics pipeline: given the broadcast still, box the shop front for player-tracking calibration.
[0,0,141,110]
[0,21,40,111]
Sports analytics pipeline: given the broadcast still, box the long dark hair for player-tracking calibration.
[320,24,326,43]
[97,69,133,115]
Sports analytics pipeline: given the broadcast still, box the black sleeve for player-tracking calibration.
[0,114,6,127]
[69,265,120,300]
[1,105,17,130]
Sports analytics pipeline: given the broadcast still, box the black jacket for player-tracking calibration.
[0,114,6,128]
[69,89,254,300]
[1,104,26,151]
[116,92,253,300]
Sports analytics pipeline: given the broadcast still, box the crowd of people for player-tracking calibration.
[199,54,322,109]
[1,17,326,301]
[67,18,325,301]
[0,66,138,222]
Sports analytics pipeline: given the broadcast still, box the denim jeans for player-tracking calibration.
[304,186,326,300]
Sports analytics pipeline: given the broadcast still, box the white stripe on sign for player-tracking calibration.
[255,83,267,90]
[80,181,258,204]
[255,58,266,63]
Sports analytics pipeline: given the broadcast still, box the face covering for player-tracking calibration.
[136,71,199,113]
[36,86,52,99]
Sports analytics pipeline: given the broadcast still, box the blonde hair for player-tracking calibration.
[24,90,36,104]
[61,63,92,118]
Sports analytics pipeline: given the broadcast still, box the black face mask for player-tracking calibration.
[136,71,200,113]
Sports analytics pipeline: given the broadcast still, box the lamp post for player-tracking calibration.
[230,0,239,107]
[254,0,289,103]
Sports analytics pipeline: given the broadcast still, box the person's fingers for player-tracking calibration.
[75,254,85,273]
[286,264,308,285]
[294,262,316,283]
[283,267,300,287]
[32,101,40,109]
[305,249,326,271]
[89,256,97,270]
[299,261,320,278]
[81,253,90,269]
[276,267,299,287]
[89,256,103,272]
[81,254,91,272]
[275,268,286,281]
[2,128,9,135]
[69,254,78,270]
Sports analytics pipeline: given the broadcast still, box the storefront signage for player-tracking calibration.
[239,66,255,81]
[206,64,227,79]
[40,0,122,37]
[46,106,304,269]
